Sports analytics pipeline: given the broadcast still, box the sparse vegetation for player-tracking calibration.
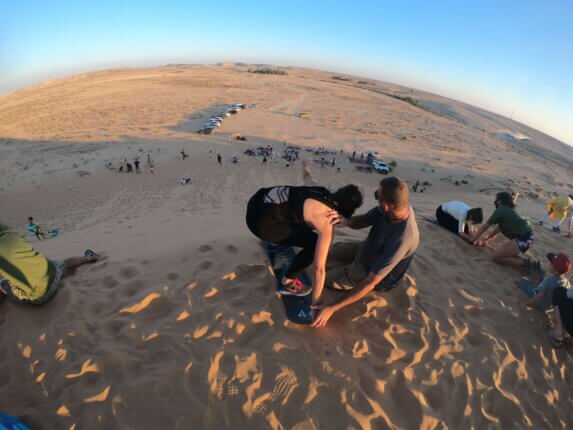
[0,221,9,232]
[389,160,397,168]
[332,75,351,81]
[358,80,375,86]
[250,68,287,75]
[454,181,460,186]
[422,181,432,186]
[461,180,468,184]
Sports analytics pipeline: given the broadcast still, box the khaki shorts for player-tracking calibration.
[325,242,368,291]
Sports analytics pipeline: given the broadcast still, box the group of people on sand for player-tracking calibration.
[246,163,419,327]
[2,154,571,343]
[433,193,571,345]
[117,155,155,174]
[245,162,571,339]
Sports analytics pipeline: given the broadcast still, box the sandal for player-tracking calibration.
[84,249,100,263]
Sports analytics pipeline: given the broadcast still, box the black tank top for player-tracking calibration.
[260,186,337,224]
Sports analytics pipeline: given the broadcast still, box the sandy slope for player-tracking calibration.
[0,65,572,429]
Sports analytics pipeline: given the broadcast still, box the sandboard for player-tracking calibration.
[262,241,313,325]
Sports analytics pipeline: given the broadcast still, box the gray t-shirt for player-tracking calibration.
[357,206,419,279]
[537,275,571,310]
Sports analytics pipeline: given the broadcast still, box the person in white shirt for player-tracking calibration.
[435,201,483,242]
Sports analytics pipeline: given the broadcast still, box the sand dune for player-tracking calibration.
[0,65,572,429]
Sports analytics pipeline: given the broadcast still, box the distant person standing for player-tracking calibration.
[134,158,140,172]
[217,151,222,166]
[352,151,356,161]
[126,162,133,172]
[539,194,573,236]
[147,154,152,166]
[263,155,267,164]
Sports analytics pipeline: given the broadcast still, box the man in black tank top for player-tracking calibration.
[246,167,363,298]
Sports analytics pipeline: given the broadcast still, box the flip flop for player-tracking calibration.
[84,249,99,262]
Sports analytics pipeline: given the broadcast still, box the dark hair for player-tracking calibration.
[28,217,33,221]
[332,184,363,218]
[466,208,483,224]
[495,192,515,208]
[380,177,409,210]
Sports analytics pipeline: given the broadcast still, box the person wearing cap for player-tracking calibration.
[521,252,571,311]
[538,194,573,236]
[547,253,573,346]
[470,191,539,272]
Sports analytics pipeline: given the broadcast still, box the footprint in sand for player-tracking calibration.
[199,261,213,271]
[226,244,238,254]
[101,275,119,288]
[198,244,212,253]
[254,368,299,415]
[120,266,139,279]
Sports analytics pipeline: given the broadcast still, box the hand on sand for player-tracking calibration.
[326,211,348,228]
[311,304,335,327]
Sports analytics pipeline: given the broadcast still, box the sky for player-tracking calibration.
[1,1,572,145]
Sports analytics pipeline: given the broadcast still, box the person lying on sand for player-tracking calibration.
[0,229,99,305]
[546,254,572,347]
[311,177,419,328]
[539,194,573,236]
[470,192,540,273]
[521,252,571,311]
[246,165,363,309]
[435,201,482,241]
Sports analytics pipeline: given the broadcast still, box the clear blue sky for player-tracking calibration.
[2,1,572,144]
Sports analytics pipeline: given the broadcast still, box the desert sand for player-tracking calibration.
[0,64,572,429]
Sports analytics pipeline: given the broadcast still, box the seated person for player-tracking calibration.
[0,229,99,305]
[521,252,571,311]
[435,201,483,241]
[547,254,573,346]
[27,216,45,239]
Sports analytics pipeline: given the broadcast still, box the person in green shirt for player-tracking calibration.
[470,192,538,272]
[0,230,99,305]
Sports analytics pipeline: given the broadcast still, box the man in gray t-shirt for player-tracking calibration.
[519,252,572,310]
[312,177,419,327]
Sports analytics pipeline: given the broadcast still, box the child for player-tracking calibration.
[27,217,45,239]
[521,252,571,311]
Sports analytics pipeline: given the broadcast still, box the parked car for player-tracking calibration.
[229,108,239,114]
[232,103,246,109]
[198,127,215,134]
[372,160,390,174]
